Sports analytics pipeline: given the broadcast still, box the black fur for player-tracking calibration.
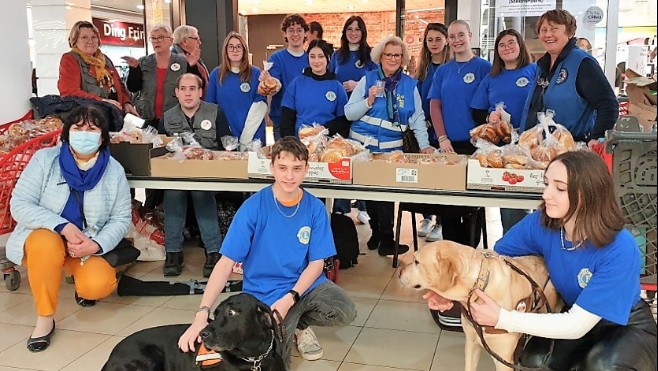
[102,293,285,371]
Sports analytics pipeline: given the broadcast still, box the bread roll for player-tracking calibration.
[486,151,504,168]
[321,150,343,163]
[554,130,575,150]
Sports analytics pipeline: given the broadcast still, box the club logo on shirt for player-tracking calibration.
[297,226,311,244]
[325,91,337,101]
[240,82,251,93]
[577,268,592,288]
[355,60,364,68]
[396,94,405,108]
[556,68,568,84]
[200,120,212,130]
[171,63,181,72]
[463,72,475,84]
[516,77,529,87]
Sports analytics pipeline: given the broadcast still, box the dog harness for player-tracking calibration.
[195,343,222,368]
[460,251,555,371]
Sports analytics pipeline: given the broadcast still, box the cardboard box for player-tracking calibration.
[247,149,352,184]
[150,152,248,179]
[625,74,657,128]
[352,153,467,191]
[466,159,545,193]
[109,142,168,176]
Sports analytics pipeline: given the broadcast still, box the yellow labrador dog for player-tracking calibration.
[399,240,562,371]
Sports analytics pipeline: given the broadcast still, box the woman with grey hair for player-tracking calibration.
[345,35,435,257]
[122,24,204,126]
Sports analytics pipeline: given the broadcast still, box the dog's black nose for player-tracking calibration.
[200,329,210,339]
[414,284,421,289]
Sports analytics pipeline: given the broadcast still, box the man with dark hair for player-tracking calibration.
[308,21,323,42]
[265,14,310,141]
[161,73,231,277]
[178,136,356,368]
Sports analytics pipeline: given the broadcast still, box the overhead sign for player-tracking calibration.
[92,18,145,48]
[496,0,557,17]
[584,6,604,24]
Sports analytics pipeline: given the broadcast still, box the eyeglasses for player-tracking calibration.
[227,44,243,52]
[79,35,99,43]
[448,32,469,41]
[149,35,171,43]
[498,40,518,50]
[187,36,200,41]
[382,53,402,61]
[286,28,305,34]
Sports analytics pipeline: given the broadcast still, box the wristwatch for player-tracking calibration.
[288,289,300,304]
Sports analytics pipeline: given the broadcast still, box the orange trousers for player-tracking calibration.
[22,229,117,316]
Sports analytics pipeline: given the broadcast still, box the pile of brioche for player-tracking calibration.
[1,116,63,155]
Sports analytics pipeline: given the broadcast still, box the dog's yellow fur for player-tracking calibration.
[399,241,562,371]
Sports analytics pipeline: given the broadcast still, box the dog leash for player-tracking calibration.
[461,252,555,371]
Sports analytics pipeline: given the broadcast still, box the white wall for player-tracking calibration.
[0,0,32,123]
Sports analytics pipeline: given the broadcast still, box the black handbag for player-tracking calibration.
[102,238,140,268]
[402,127,421,153]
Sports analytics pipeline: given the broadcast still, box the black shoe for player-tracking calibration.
[27,320,55,352]
[164,251,184,276]
[203,252,221,278]
[378,243,409,256]
[75,292,96,307]
[367,234,380,250]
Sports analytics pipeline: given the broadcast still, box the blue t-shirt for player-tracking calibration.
[418,63,442,118]
[470,63,537,129]
[281,75,348,134]
[206,66,267,143]
[494,211,641,325]
[220,186,335,306]
[267,49,309,125]
[329,51,378,91]
[428,58,492,142]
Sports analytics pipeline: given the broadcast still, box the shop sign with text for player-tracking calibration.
[92,18,145,48]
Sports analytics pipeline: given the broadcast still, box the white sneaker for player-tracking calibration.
[418,219,432,237]
[356,211,370,225]
[426,224,443,242]
[294,327,323,361]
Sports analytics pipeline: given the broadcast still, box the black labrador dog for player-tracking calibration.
[102,293,285,370]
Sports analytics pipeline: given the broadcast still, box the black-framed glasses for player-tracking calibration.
[227,44,243,52]
[187,36,200,41]
[382,53,402,60]
[149,36,171,43]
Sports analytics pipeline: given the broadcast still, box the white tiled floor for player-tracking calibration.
[0,207,504,371]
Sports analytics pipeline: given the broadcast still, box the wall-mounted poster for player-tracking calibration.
[496,0,557,17]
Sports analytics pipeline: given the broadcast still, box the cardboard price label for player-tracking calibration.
[396,168,418,183]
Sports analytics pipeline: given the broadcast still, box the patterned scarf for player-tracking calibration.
[378,66,403,124]
[71,47,113,88]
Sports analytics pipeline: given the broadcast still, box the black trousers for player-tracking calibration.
[520,300,657,370]
[366,201,395,245]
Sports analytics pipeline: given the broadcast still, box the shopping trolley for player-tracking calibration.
[0,114,61,291]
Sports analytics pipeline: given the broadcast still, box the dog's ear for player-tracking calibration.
[433,250,459,292]
[256,302,274,329]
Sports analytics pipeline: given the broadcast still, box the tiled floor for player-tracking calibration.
[0,207,504,371]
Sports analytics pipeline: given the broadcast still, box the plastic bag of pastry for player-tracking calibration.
[178,131,201,147]
[220,135,240,151]
[470,140,504,168]
[494,102,512,125]
[550,124,576,151]
[298,123,329,139]
[182,146,214,160]
[387,150,408,163]
[142,125,164,147]
[257,61,282,96]
[517,122,544,151]
[301,132,328,156]
[165,136,185,162]
[501,143,533,169]
[244,138,263,152]
[493,102,516,144]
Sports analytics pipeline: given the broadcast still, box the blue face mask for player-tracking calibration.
[69,131,101,155]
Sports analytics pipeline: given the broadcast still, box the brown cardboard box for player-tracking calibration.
[352,153,467,191]
[109,142,169,176]
[247,147,353,184]
[150,152,248,179]
[466,159,545,193]
[625,74,657,128]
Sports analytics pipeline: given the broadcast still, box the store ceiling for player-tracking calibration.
[88,0,443,15]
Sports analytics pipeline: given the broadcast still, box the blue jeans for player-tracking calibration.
[333,199,366,214]
[163,190,221,253]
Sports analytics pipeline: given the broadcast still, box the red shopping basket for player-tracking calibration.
[0,123,61,235]
[591,141,613,173]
